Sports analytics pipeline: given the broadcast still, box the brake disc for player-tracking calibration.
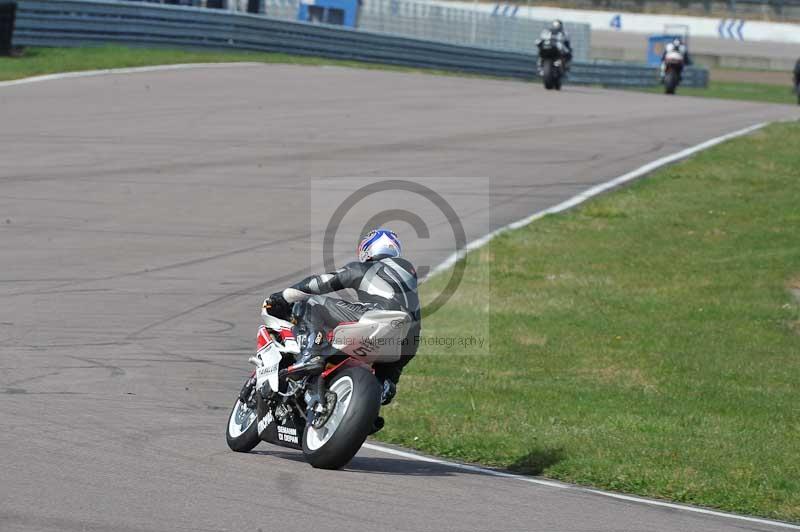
[311,391,338,429]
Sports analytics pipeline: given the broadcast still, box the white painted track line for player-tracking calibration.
[363,443,568,488]
[425,121,768,280]
[0,62,262,88]
[366,439,800,530]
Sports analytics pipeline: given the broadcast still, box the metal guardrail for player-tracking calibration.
[12,0,708,88]
[116,0,594,59]
[329,0,591,59]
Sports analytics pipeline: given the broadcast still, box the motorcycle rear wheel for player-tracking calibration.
[664,71,678,95]
[302,365,381,469]
[542,60,555,90]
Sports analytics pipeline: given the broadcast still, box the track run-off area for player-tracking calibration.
[1,64,798,532]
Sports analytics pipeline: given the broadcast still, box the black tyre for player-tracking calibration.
[665,71,678,95]
[226,396,260,453]
[796,83,800,105]
[302,365,381,470]
[542,60,554,90]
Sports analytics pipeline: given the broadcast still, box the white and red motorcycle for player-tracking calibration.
[225,301,409,469]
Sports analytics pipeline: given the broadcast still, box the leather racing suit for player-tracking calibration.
[280,254,420,386]
[536,29,572,71]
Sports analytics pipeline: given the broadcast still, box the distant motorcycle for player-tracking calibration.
[795,78,800,105]
[662,48,685,95]
[536,30,567,91]
[225,300,409,469]
[794,60,800,105]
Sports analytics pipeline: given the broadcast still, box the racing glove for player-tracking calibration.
[263,291,291,319]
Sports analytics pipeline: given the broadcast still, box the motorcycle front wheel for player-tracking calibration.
[302,365,381,470]
[226,394,260,453]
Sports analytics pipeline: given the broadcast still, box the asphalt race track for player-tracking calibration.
[1,64,798,532]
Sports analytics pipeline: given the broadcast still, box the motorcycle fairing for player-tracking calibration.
[254,326,281,395]
[257,403,304,451]
[330,310,409,365]
[261,306,300,354]
[250,307,408,452]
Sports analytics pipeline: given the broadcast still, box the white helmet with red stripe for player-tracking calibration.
[358,229,401,263]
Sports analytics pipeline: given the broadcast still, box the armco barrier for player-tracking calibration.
[115,0,594,59]
[12,0,708,88]
[310,0,592,60]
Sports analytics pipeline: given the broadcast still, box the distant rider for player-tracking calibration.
[537,19,573,71]
[660,37,691,79]
[263,229,420,415]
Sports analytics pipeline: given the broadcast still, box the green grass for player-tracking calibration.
[377,122,800,523]
[0,45,470,82]
[640,80,799,105]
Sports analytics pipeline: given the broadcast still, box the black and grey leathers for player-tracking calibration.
[275,254,421,387]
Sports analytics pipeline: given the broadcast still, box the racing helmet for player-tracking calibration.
[358,229,401,262]
[672,37,683,47]
[550,19,564,32]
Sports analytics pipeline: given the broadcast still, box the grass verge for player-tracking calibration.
[639,79,799,105]
[377,122,800,523]
[0,45,468,82]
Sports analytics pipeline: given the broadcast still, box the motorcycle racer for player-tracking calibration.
[660,37,690,79]
[536,19,572,72]
[795,57,800,84]
[263,229,420,410]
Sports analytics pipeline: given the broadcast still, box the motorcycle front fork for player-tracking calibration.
[239,374,257,406]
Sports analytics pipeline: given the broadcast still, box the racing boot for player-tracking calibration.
[288,327,327,377]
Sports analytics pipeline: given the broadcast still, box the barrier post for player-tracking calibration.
[0,0,15,56]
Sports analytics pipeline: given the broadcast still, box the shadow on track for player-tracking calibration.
[251,448,479,477]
